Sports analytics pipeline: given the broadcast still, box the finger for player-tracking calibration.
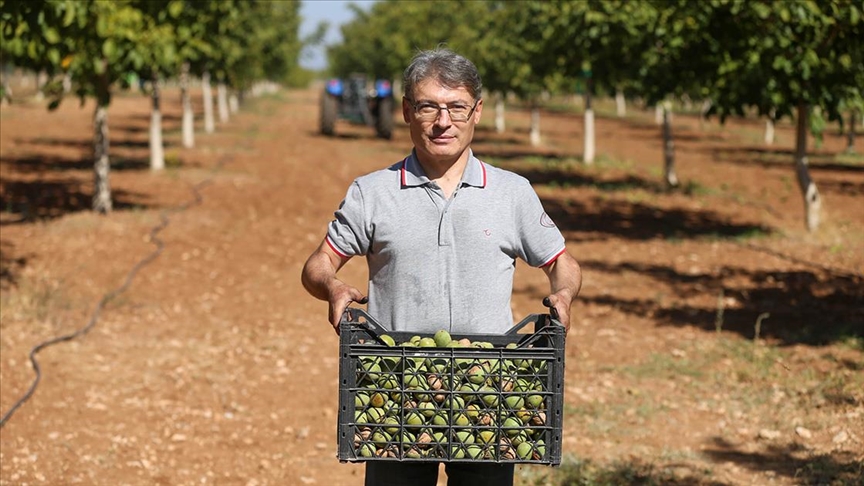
[357,296,368,304]
[542,296,559,320]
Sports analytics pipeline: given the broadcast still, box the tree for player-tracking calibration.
[2,0,159,212]
[328,0,487,84]
[698,0,864,231]
[497,1,656,162]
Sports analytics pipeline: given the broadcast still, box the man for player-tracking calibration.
[301,48,582,486]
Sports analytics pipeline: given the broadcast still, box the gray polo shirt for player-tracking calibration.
[326,150,566,334]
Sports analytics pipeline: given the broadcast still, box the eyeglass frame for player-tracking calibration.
[404,97,481,123]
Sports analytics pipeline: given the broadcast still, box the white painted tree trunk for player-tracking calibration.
[495,93,505,133]
[35,70,47,101]
[217,81,229,123]
[615,89,626,117]
[795,103,821,232]
[662,103,679,188]
[529,106,541,146]
[229,92,239,114]
[699,99,712,129]
[584,108,595,165]
[202,70,215,133]
[93,104,112,213]
[764,111,775,146]
[180,62,194,148]
[62,72,72,93]
[149,74,165,171]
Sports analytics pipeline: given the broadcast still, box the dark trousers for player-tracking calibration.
[365,462,514,486]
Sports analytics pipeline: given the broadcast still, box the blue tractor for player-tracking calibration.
[320,75,395,139]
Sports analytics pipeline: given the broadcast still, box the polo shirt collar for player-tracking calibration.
[401,150,487,188]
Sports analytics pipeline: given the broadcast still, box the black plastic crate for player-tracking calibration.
[337,308,566,465]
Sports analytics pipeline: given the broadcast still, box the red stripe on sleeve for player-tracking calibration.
[540,247,565,267]
[326,236,351,259]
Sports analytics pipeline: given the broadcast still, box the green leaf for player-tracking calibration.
[43,27,60,44]
[47,48,60,66]
[168,0,183,18]
[102,39,115,59]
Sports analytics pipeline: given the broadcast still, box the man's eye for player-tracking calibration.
[448,105,470,114]
[417,104,440,114]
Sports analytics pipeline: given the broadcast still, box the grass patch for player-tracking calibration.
[0,273,71,323]
[833,151,863,165]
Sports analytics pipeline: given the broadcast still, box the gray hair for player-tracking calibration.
[403,48,482,101]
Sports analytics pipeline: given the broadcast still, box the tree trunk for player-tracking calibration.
[529,104,541,146]
[663,103,679,188]
[699,99,712,129]
[1,62,12,104]
[92,102,112,213]
[35,70,47,101]
[615,89,626,117]
[202,70,215,133]
[655,103,663,125]
[795,103,821,232]
[229,92,239,114]
[847,111,857,154]
[764,108,776,145]
[494,92,505,133]
[180,62,194,148]
[217,81,229,123]
[583,84,595,165]
[149,72,165,171]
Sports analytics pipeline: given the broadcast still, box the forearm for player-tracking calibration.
[542,251,582,331]
[301,241,366,332]
[547,252,582,303]
[301,250,341,301]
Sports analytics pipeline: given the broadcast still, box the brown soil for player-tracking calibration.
[1,86,862,486]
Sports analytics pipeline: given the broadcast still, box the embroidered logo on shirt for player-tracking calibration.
[540,212,556,228]
[483,229,492,237]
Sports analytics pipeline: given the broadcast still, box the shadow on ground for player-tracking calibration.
[502,163,772,241]
[0,240,28,290]
[703,437,863,485]
[578,258,863,347]
[542,455,729,486]
[0,178,153,224]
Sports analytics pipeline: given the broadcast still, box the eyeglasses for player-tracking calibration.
[406,98,480,123]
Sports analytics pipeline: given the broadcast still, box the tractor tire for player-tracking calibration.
[320,93,337,136]
[375,96,394,139]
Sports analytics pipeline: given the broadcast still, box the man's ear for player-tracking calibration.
[402,97,412,123]
[472,98,483,124]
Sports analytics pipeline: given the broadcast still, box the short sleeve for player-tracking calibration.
[514,183,566,267]
[326,181,370,258]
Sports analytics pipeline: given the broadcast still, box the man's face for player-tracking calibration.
[402,79,482,166]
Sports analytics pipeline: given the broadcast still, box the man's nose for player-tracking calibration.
[434,108,452,127]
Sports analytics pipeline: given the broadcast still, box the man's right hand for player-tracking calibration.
[327,281,367,334]
[301,238,364,335]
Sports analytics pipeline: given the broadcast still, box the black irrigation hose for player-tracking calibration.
[0,160,225,429]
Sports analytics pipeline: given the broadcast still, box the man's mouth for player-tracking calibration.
[429,133,454,143]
